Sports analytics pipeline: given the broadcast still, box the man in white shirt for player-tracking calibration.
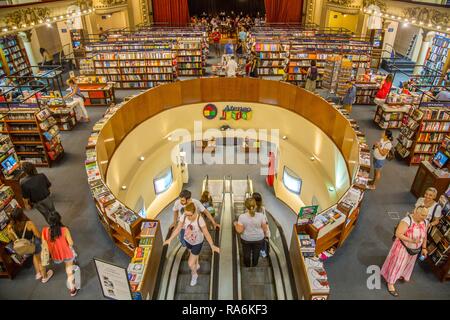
[172,189,220,229]
[368,130,393,190]
[225,56,238,77]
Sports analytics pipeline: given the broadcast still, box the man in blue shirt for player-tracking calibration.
[224,40,234,55]
[238,28,247,42]
[342,81,357,113]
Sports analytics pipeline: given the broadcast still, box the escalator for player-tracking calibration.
[232,177,295,300]
[157,176,224,300]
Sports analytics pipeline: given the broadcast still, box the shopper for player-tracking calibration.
[236,39,244,56]
[252,192,270,258]
[39,47,52,66]
[234,198,268,267]
[200,190,214,216]
[98,27,106,41]
[20,162,55,223]
[249,54,259,78]
[164,203,220,286]
[380,206,429,297]
[211,28,221,57]
[342,81,357,113]
[238,28,247,42]
[7,207,53,283]
[172,190,219,230]
[414,187,442,227]
[224,40,234,55]
[64,78,90,122]
[225,56,238,77]
[400,82,411,95]
[305,60,318,93]
[367,130,393,190]
[42,211,78,297]
[375,73,393,100]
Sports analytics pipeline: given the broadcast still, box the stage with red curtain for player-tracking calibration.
[152,0,302,25]
[264,0,302,23]
[152,0,190,25]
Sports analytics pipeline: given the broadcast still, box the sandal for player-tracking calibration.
[35,273,42,280]
[41,270,54,283]
[70,288,79,297]
[388,289,399,297]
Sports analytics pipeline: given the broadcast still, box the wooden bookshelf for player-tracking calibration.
[0,108,64,167]
[176,40,204,77]
[0,35,31,80]
[354,82,378,105]
[70,29,87,68]
[423,33,450,86]
[373,103,411,129]
[254,41,289,78]
[397,106,450,165]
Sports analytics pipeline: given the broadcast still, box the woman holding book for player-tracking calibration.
[234,198,268,267]
[381,206,429,297]
[7,207,53,283]
[42,211,78,297]
[164,203,220,286]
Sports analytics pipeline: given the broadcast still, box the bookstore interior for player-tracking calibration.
[0,0,449,302]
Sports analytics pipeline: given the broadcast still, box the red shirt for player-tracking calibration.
[212,32,221,43]
[43,227,74,262]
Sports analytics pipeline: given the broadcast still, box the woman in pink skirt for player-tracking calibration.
[381,206,429,297]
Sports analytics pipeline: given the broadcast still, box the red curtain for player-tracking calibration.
[264,0,302,23]
[152,0,190,25]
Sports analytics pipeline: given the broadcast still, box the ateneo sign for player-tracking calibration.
[203,104,252,120]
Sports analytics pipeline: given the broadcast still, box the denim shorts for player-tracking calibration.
[34,237,42,255]
[374,158,385,169]
[185,241,203,256]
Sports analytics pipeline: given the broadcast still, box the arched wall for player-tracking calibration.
[95,79,360,218]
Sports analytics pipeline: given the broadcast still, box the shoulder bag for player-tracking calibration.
[11,221,36,256]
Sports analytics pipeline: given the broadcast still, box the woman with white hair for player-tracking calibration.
[415,187,442,227]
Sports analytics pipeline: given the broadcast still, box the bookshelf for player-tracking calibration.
[92,50,175,89]
[254,41,289,78]
[354,82,378,105]
[424,34,450,86]
[127,220,163,300]
[175,40,204,77]
[0,184,22,279]
[0,107,64,167]
[322,55,339,91]
[397,106,450,165]
[70,29,87,68]
[336,58,352,98]
[426,183,450,282]
[0,36,31,79]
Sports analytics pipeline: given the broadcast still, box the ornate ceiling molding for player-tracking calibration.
[363,0,386,12]
[403,7,449,26]
[93,0,128,14]
[326,0,362,15]
[4,7,50,28]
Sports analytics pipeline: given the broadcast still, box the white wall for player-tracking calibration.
[394,24,420,58]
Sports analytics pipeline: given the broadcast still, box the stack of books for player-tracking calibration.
[298,233,316,258]
[304,256,330,294]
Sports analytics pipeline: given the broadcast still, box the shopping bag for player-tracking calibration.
[66,264,81,290]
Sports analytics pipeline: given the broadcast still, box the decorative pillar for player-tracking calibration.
[413,30,435,75]
[17,30,38,74]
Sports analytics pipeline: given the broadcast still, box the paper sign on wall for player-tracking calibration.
[94,258,132,300]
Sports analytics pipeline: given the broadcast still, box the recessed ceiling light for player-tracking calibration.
[328,186,335,192]
[121,185,127,190]
[139,156,145,161]
[310,156,315,161]
[12,26,17,30]
[282,135,287,140]
[2,28,8,32]
[437,26,442,30]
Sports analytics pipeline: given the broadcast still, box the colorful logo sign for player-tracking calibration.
[220,105,252,121]
[203,104,218,120]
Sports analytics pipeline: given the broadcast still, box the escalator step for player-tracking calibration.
[241,267,274,285]
[175,293,209,300]
[241,284,276,300]
[176,274,210,294]
[178,260,211,274]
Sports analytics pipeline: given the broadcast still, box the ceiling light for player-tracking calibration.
[139,156,145,161]
[22,23,27,28]
[89,9,93,13]
[403,22,409,27]
[404,18,409,22]
[38,19,43,23]
[66,14,70,18]
[12,26,17,30]
[367,10,373,14]
[59,15,63,19]
[282,135,287,140]
[419,21,424,25]
[121,185,127,190]
[328,186,335,192]
[447,27,450,31]
[411,19,416,24]
[83,10,87,14]
[31,22,35,26]
[428,23,433,27]
[391,15,395,18]
[46,23,52,27]
[2,28,7,32]
[168,136,172,141]
[437,25,442,30]
[310,156,315,161]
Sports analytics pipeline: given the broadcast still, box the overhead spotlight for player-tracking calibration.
[121,185,127,190]
[22,23,27,28]
[437,25,442,30]
[31,22,35,26]
[310,156,315,161]
[167,136,172,141]
[404,18,409,22]
[38,19,43,24]
[83,10,87,14]
[59,15,63,19]
[46,23,52,27]
[447,27,450,31]
[403,22,409,27]
[328,186,335,192]
[282,135,288,140]
[66,14,70,18]
[139,156,145,161]
[89,9,93,13]
[411,19,416,24]
[2,28,8,32]
[428,23,433,27]
[391,15,395,19]
[12,26,17,30]
[46,18,50,22]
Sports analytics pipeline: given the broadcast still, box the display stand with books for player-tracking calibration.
[426,185,450,282]
[0,184,23,279]
[0,134,25,207]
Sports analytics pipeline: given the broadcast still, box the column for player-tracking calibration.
[17,30,38,75]
[413,30,435,75]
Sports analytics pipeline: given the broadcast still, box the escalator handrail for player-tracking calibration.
[264,209,298,300]
[153,222,175,299]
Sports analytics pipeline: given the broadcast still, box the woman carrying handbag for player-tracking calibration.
[7,207,53,283]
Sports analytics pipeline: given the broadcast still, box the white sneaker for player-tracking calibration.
[260,250,267,258]
[190,273,198,286]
